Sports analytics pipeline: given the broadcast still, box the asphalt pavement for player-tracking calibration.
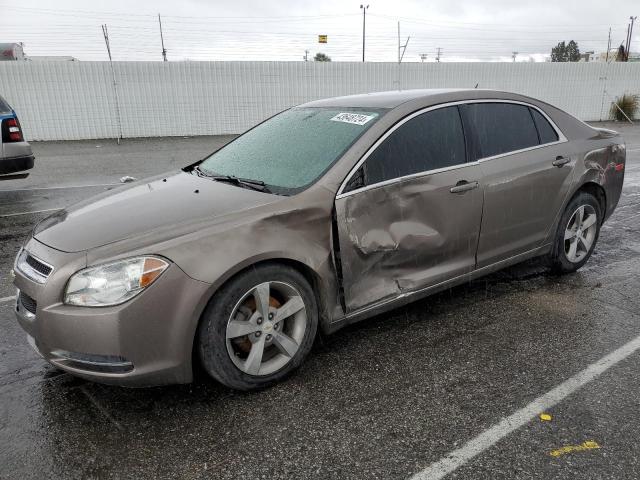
[1,124,639,479]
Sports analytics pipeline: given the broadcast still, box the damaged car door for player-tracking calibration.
[334,105,484,313]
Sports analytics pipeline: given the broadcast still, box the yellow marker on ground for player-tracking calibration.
[540,413,552,421]
[550,440,600,457]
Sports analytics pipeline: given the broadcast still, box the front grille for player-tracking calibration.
[25,254,53,277]
[19,291,37,315]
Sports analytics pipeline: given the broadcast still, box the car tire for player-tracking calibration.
[197,263,318,391]
[549,192,602,274]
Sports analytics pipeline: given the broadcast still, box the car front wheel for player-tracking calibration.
[198,264,318,391]
[550,192,601,274]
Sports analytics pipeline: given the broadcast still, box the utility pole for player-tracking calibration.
[399,37,410,63]
[606,27,611,62]
[360,4,369,62]
[629,16,637,61]
[101,24,123,143]
[304,50,309,61]
[398,21,400,63]
[420,53,427,62]
[625,23,631,61]
[397,22,410,63]
[158,14,167,61]
[101,24,113,61]
[436,47,442,62]
[512,51,518,62]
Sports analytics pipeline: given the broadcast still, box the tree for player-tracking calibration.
[314,52,331,62]
[551,41,567,62]
[550,40,581,62]
[566,40,580,61]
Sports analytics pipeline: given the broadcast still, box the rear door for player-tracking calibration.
[462,102,574,267]
[334,105,484,312]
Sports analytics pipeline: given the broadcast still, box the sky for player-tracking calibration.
[0,0,637,62]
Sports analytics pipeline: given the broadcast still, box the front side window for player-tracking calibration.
[345,106,466,192]
[198,107,385,195]
[463,103,539,159]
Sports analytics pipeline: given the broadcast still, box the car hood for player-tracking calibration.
[33,171,280,253]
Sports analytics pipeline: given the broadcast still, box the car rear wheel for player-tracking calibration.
[198,264,318,391]
[550,192,601,274]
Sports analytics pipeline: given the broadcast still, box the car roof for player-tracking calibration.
[299,88,529,109]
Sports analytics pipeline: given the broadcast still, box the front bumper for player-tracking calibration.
[0,154,35,175]
[13,239,211,387]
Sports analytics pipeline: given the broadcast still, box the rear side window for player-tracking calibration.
[346,106,466,191]
[464,103,539,158]
[0,96,11,115]
[530,108,559,144]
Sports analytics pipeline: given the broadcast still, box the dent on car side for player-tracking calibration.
[14,89,625,386]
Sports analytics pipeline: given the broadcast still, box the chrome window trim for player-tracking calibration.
[336,99,568,200]
[14,248,54,284]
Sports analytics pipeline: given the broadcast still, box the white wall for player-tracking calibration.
[0,61,639,141]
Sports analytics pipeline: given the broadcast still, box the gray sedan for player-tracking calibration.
[13,89,625,390]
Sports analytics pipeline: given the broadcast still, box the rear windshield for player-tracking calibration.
[0,96,12,115]
[198,107,385,195]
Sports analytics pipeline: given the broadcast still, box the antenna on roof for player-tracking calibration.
[474,83,479,89]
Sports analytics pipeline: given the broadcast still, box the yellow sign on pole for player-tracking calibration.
[318,35,328,44]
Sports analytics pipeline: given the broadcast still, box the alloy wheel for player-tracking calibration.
[564,205,597,263]
[225,281,307,376]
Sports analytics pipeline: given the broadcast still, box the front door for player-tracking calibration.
[334,105,484,313]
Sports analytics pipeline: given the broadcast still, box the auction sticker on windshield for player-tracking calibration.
[330,112,377,126]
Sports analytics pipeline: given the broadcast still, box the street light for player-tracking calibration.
[360,4,369,62]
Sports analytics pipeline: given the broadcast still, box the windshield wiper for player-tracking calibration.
[192,166,271,193]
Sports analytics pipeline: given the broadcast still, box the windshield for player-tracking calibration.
[198,107,385,195]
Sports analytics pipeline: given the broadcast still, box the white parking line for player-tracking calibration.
[0,296,16,304]
[0,207,62,218]
[409,333,640,480]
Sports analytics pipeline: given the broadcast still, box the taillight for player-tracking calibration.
[2,117,24,142]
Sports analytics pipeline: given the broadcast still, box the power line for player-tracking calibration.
[0,4,359,21]
[4,4,630,63]
[368,12,625,29]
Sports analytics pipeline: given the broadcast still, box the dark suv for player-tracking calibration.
[0,95,34,175]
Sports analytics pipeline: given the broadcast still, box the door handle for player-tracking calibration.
[552,156,571,167]
[450,180,479,194]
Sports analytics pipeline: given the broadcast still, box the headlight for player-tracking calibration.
[64,256,169,307]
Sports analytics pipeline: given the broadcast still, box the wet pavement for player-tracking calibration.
[1,124,639,479]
